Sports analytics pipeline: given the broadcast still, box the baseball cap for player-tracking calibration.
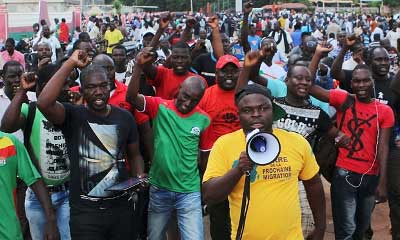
[235,84,286,121]
[216,55,240,69]
[142,30,155,38]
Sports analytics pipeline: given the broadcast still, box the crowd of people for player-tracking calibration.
[0,2,400,240]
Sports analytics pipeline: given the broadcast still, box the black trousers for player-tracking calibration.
[16,178,31,240]
[208,199,231,240]
[70,199,136,240]
[388,148,400,240]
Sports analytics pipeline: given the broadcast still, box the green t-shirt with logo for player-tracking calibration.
[143,97,210,193]
[21,103,70,186]
[0,132,41,240]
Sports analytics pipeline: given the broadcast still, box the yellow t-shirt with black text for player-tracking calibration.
[203,128,319,240]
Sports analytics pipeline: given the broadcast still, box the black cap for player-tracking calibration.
[235,84,286,121]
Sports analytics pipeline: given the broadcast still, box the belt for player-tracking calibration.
[47,182,69,192]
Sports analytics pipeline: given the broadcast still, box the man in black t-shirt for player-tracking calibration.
[272,65,347,237]
[37,50,145,240]
[191,33,233,86]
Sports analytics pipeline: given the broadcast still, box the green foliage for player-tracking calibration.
[384,0,400,7]
[113,0,123,14]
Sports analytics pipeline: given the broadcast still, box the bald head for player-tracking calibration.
[175,76,206,114]
[38,42,51,49]
[181,76,206,93]
[93,54,114,66]
[92,54,115,87]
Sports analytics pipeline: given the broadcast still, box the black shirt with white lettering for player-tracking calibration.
[272,97,333,142]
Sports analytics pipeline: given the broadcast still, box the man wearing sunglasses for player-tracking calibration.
[289,34,318,63]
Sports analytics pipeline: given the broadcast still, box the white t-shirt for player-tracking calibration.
[89,25,100,40]
[0,88,37,142]
[268,30,293,56]
[342,57,359,71]
[372,27,384,41]
[386,30,400,49]
[312,30,324,40]
[115,71,128,83]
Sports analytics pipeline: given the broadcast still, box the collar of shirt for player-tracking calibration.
[111,79,126,97]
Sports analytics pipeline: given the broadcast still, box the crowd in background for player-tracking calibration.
[1,1,400,240]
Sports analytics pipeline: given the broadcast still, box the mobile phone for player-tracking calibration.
[105,176,151,192]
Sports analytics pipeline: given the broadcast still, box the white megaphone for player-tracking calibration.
[246,129,281,165]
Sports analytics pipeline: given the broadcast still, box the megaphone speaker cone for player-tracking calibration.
[250,136,267,152]
[246,132,281,166]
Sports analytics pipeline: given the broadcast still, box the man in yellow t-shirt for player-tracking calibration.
[202,84,326,240]
[104,22,124,54]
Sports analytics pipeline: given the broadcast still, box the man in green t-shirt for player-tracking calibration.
[126,48,210,239]
[0,131,59,240]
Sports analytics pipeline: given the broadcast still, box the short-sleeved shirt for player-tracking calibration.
[198,85,240,151]
[0,50,26,69]
[339,73,398,144]
[268,30,293,55]
[247,35,262,51]
[267,79,330,114]
[329,89,395,175]
[272,97,332,142]
[291,30,302,47]
[190,53,218,86]
[60,104,138,208]
[0,132,41,240]
[339,73,396,107]
[142,96,210,192]
[203,128,319,240]
[104,29,124,54]
[70,80,149,125]
[58,22,69,43]
[21,103,70,186]
[148,66,207,100]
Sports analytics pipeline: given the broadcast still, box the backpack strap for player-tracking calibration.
[337,94,355,130]
[23,102,37,149]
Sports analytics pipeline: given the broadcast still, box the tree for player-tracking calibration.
[113,0,122,15]
[384,0,400,7]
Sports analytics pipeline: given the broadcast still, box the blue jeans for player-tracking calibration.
[331,167,379,240]
[25,187,71,240]
[147,185,203,240]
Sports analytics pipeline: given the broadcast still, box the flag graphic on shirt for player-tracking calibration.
[0,137,16,165]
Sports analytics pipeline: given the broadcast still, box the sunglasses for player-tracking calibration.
[305,41,318,48]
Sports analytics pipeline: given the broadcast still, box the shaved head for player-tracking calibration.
[93,54,114,66]
[181,76,206,93]
[92,54,115,89]
[175,76,206,114]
